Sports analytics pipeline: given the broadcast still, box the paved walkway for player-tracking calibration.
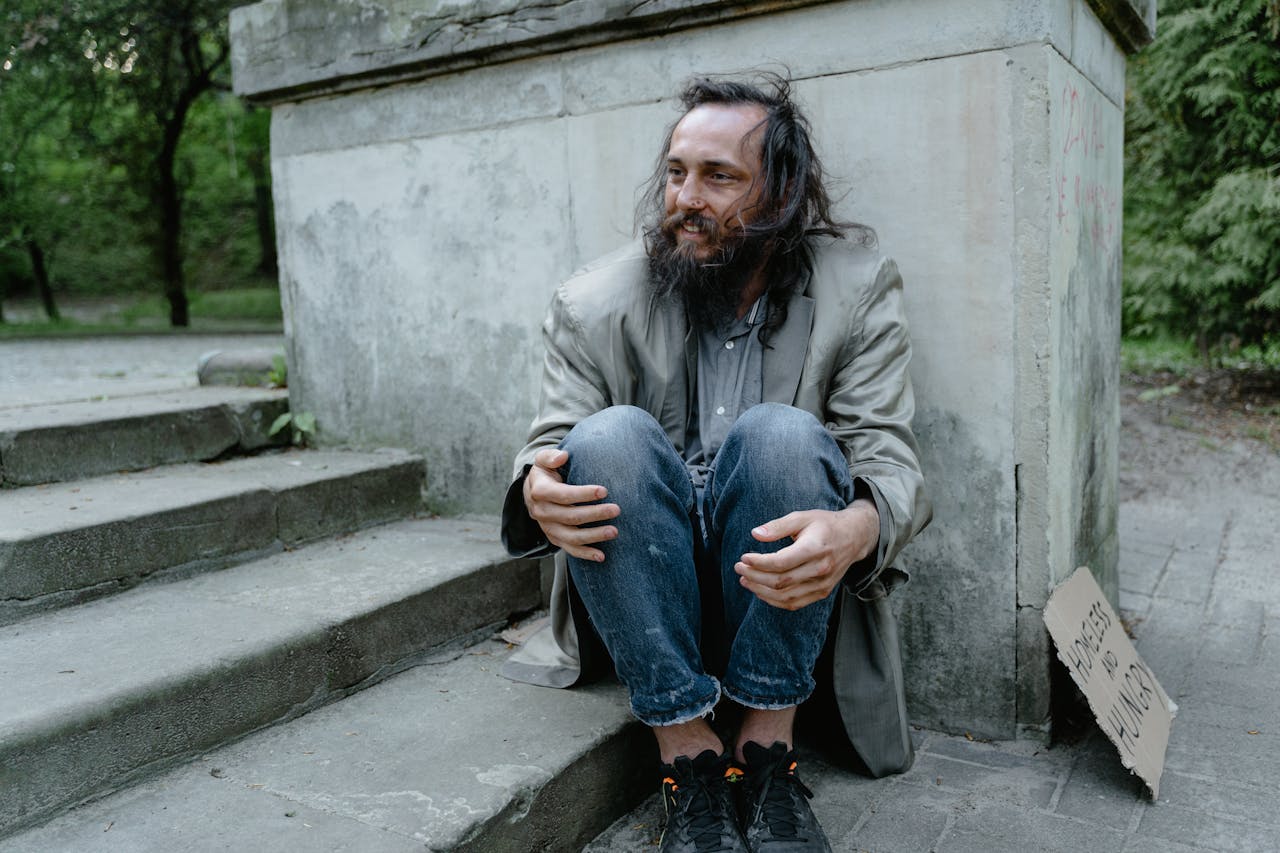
[0,334,283,408]
[589,389,1280,852]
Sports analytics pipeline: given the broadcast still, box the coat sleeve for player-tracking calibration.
[825,257,931,593]
[501,284,611,558]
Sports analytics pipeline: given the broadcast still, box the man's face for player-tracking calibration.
[662,103,767,262]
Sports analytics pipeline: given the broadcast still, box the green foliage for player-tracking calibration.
[1,1,275,322]
[1137,384,1182,402]
[1124,0,1280,360]
[268,353,288,387]
[268,411,316,447]
[1122,334,1280,374]
[179,95,276,293]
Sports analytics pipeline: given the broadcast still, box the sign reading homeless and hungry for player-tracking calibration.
[1043,567,1177,798]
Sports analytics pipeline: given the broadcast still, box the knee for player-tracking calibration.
[561,406,663,462]
[721,403,828,467]
[559,406,681,491]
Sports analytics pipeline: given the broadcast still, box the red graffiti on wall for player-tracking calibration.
[1055,83,1118,255]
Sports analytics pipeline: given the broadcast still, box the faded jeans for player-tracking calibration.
[559,403,855,726]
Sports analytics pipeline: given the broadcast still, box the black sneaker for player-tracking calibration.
[737,741,832,852]
[659,749,750,853]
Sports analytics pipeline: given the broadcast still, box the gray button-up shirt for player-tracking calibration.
[684,295,766,489]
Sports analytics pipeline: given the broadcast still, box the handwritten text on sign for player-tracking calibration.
[1044,567,1176,798]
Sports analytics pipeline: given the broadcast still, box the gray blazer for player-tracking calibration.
[501,237,931,776]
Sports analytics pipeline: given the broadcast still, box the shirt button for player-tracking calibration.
[725,340,735,350]
[715,406,725,415]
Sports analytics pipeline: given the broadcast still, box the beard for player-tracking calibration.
[646,211,769,330]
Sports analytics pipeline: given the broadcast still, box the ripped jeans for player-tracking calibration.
[560,403,854,726]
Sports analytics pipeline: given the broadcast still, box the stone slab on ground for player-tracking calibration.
[0,387,289,486]
[196,348,283,387]
[0,637,650,853]
[0,517,542,838]
[0,448,424,616]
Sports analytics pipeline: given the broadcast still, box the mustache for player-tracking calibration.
[659,211,725,247]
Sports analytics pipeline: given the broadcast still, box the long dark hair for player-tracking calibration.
[639,73,873,343]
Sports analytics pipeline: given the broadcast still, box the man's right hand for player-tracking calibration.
[523,448,620,562]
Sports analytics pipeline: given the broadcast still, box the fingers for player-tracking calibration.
[735,545,837,594]
[539,518,618,562]
[749,510,808,543]
[532,447,568,470]
[736,515,843,610]
[528,472,610,507]
[523,449,620,562]
[738,573,835,611]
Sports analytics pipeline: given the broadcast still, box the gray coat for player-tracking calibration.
[500,237,931,776]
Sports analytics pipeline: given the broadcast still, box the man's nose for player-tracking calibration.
[676,180,705,212]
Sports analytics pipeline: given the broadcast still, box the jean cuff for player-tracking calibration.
[636,679,722,727]
[721,682,811,712]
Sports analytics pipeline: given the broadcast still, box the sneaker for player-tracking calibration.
[737,741,832,852]
[659,749,750,853]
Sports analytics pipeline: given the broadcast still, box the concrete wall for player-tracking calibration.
[232,0,1152,739]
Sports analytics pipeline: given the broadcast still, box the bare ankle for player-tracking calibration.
[735,706,796,762]
[652,718,723,764]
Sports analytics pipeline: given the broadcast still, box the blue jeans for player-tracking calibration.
[559,403,855,726]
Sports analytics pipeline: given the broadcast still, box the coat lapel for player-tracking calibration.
[762,291,814,404]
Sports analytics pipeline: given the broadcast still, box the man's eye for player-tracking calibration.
[712,173,734,182]
[667,167,685,179]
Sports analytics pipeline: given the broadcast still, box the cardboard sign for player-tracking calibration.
[1044,566,1177,798]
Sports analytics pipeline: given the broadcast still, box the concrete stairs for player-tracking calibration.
[0,388,648,850]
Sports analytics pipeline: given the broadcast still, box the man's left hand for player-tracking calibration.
[734,500,880,611]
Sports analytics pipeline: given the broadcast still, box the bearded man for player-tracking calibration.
[501,75,931,852]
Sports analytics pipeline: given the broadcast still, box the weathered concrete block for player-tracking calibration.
[234,0,849,103]
[0,480,279,601]
[0,450,424,619]
[232,0,1150,738]
[196,348,283,387]
[0,389,289,486]
[269,452,425,545]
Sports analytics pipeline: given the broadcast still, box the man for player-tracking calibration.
[501,75,930,852]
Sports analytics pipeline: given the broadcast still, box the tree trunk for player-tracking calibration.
[248,147,278,278]
[26,236,60,321]
[157,111,190,327]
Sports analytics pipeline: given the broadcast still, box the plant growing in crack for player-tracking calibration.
[267,353,288,388]
[268,411,317,447]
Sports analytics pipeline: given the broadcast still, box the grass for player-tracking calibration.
[121,288,283,324]
[1122,335,1280,375]
[1121,336,1201,375]
[0,287,282,338]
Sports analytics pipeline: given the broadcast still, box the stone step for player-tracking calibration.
[0,448,425,623]
[0,634,649,852]
[0,387,290,487]
[0,517,546,839]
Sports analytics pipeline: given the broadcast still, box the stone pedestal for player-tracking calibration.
[231,0,1154,739]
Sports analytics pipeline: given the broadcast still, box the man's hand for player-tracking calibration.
[523,448,620,563]
[734,500,879,610]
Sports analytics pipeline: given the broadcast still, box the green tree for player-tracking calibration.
[1124,0,1280,359]
[0,7,89,321]
[84,1,237,326]
[178,92,275,294]
[3,1,238,327]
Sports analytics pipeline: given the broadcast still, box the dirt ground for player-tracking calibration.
[1123,367,1280,456]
